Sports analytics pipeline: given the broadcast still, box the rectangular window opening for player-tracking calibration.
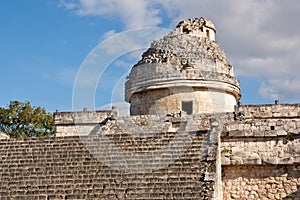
[206,30,210,38]
[182,101,193,115]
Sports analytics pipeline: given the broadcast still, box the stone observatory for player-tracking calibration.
[125,17,241,115]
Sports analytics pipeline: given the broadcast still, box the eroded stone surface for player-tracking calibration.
[2,17,300,200]
[222,165,300,199]
[125,17,240,115]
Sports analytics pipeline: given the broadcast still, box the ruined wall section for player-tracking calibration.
[222,104,300,199]
[54,111,173,137]
[54,109,231,137]
[236,104,300,119]
[54,110,112,137]
[222,165,300,199]
[221,119,300,165]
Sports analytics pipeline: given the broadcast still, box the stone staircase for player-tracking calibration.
[0,129,217,199]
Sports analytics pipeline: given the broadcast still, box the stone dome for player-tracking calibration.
[125,17,241,115]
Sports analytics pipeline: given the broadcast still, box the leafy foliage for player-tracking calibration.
[286,132,294,142]
[223,147,232,154]
[0,101,54,138]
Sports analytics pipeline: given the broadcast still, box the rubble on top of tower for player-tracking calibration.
[176,17,216,33]
[134,17,229,69]
[136,36,229,67]
[151,34,227,65]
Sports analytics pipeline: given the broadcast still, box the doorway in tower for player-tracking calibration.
[182,101,193,115]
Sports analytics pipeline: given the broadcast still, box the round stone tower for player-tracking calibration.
[125,17,241,115]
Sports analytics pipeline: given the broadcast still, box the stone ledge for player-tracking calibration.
[221,157,300,166]
[236,104,300,119]
[222,130,300,138]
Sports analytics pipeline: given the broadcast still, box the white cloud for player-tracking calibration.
[259,82,279,101]
[158,0,300,102]
[101,30,117,40]
[61,0,162,29]
[59,0,77,10]
[61,0,300,102]
[259,79,300,102]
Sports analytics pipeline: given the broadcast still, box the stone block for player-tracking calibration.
[293,157,300,164]
[238,124,244,130]
[221,157,230,165]
[278,157,294,164]
[244,130,254,137]
[233,150,249,158]
[276,129,287,136]
[221,131,229,137]
[288,112,297,117]
[264,130,277,137]
[254,130,265,137]
[289,128,300,135]
[262,157,278,164]
[230,156,243,165]
[232,124,239,130]
[229,131,244,137]
[243,124,251,130]
[243,157,262,165]
[248,152,260,159]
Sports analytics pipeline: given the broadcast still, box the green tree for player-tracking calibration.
[0,101,54,138]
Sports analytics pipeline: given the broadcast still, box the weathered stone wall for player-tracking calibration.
[126,62,239,89]
[221,134,300,166]
[221,116,300,166]
[222,165,300,199]
[54,110,173,137]
[54,110,112,137]
[125,62,240,114]
[236,104,300,119]
[109,115,172,136]
[130,87,237,115]
[54,108,228,136]
[130,88,178,115]
[221,104,300,199]
[52,104,300,199]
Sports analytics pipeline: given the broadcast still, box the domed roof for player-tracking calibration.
[125,17,240,102]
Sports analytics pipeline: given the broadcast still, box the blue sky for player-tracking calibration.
[1,0,300,114]
[0,1,121,111]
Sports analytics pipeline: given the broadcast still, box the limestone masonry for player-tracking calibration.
[1,17,300,199]
[125,17,240,115]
